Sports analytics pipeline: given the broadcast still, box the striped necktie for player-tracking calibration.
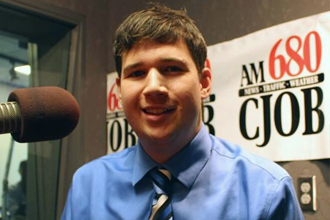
[149,168,173,220]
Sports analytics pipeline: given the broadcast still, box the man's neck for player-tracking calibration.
[140,121,203,163]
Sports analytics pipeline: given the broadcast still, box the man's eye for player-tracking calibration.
[129,71,145,78]
[164,66,183,73]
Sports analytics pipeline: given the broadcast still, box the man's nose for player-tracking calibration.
[143,69,168,97]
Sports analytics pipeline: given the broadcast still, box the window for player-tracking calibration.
[0,2,82,219]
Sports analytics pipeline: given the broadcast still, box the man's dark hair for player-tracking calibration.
[113,3,207,77]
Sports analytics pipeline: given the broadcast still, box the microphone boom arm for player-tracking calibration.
[2,137,15,220]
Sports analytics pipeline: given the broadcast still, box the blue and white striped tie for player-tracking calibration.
[149,168,173,220]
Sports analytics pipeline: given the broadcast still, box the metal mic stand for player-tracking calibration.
[2,138,15,220]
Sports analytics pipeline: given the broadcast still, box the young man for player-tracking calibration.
[62,4,304,220]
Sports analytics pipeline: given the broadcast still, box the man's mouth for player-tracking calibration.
[143,108,175,115]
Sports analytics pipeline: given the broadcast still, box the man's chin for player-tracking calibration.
[140,128,177,144]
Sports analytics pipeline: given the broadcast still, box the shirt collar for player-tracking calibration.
[132,142,157,186]
[163,125,212,189]
[132,124,212,189]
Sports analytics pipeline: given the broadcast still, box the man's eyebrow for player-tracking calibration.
[160,57,188,66]
[122,62,143,75]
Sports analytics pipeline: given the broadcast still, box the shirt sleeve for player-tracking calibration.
[60,185,72,220]
[265,176,304,220]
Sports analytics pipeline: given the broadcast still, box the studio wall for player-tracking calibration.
[1,0,329,219]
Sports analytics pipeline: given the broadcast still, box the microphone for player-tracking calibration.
[0,86,80,143]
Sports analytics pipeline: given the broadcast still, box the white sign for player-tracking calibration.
[208,11,330,161]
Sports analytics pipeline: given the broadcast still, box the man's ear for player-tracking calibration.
[116,77,121,99]
[200,60,212,99]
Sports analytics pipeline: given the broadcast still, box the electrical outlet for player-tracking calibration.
[298,176,317,211]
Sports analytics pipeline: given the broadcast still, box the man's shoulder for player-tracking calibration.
[209,135,289,182]
[73,146,137,179]
[204,135,303,219]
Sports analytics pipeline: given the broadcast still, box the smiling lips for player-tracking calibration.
[143,107,175,115]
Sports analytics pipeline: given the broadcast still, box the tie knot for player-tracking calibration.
[149,167,172,195]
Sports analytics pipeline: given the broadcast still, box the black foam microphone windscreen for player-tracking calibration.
[0,86,80,143]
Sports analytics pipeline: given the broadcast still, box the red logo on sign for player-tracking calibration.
[107,83,122,111]
[269,31,322,80]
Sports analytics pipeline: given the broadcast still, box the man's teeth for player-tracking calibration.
[145,109,171,114]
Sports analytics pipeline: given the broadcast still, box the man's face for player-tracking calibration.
[116,39,211,161]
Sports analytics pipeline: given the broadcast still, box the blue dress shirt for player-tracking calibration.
[61,125,304,220]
